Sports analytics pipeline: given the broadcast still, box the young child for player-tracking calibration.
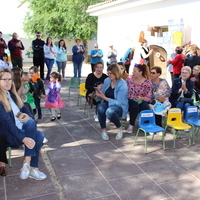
[45,72,65,121]
[150,80,171,116]
[21,72,36,111]
[29,66,46,120]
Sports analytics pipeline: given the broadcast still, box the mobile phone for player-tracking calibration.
[16,112,25,119]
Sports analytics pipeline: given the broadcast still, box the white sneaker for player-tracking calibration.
[126,113,130,121]
[106,118,110,123]
[20,163,30,180]
[126,125,133,133]
[63,78,67,81]
[149,132,154,135]
[116,129,123,140]
[94,115,99,122]
[29,168,47,180]
[102,131,109,140]
[43,137,48,144]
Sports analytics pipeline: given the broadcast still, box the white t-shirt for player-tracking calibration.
[7,92,23,129]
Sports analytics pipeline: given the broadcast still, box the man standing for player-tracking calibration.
[32,32,45,79]
[8,32,25,69]
[0,31,8,56]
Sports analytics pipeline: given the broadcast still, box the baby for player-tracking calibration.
[151,81,171,116]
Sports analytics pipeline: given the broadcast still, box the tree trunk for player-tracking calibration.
[83,40,89,63]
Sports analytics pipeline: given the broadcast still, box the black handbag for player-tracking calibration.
[179,97,194,104]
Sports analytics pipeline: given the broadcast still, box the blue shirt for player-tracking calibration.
[56,47,68,62]
[101,77,128,119]
[90,49,103,64]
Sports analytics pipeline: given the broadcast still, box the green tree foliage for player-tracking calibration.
[23,0,105,40]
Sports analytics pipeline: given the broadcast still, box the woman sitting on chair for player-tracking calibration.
[0,68,47,180]
[126,64,152,133]
[170,66,194,117]
[85,61,108,121]
[96,63,128,140]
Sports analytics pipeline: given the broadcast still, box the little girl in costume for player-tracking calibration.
[21,73,36,111]
[45,72,65,121]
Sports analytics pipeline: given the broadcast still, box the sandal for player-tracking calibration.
[57,113,61,120]
[0,166,7,176]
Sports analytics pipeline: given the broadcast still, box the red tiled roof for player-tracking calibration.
[88,0,117,10]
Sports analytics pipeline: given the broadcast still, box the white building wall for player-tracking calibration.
[93,0,200,72]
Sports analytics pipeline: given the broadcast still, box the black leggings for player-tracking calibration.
[0,134,8,164]
[129,100,150,126]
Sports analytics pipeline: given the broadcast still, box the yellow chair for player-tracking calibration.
[77,83,90,117]
[163,108,191,149]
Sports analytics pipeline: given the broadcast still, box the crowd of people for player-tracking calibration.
[0,31,200,182]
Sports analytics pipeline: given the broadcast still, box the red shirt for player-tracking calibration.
[170,54,184,75]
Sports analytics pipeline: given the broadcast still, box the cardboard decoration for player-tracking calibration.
[149,45,167,79]
[173,31,182,46]
[139,31,145,43]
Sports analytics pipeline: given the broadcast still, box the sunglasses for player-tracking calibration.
[150,72,156,74]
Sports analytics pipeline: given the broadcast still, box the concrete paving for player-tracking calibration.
[1,62,200,200]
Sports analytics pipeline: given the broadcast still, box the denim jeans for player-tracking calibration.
[44,58,54,80]
[97,102,122,129]
[57,61,66,78]
[73,62,83,78]
[176,101,191,119]
[21,119,44,168]
[33,97,42,119]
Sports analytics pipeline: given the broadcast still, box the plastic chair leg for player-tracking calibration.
[162,132,165,150]
[173,130,179,149]
[133,129,140,145]
[144,131,147,154]
[188,129,191,146]
[8,147,12,168]
[163,125,168,150]
[151,133,155,142]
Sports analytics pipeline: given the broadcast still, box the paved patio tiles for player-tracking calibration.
[0,176,4,188]
[48,147,97,177]
[181,161,200,179]
[137,158,193,184]
[93,159,143,181]
[114,142,166,164]
[159,177,200,200]
[3,69,200,200]
[22,193,61,200]
[109,174,170,200]
[91,195,121,200]
[59,171,117,200]
[5,173,56,200]
[81,143,126,162]
[160,147,200,166]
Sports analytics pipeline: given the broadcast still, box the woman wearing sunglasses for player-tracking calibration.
[96,63,128,140]
[126,64,152,133]
[150,66,171,127]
